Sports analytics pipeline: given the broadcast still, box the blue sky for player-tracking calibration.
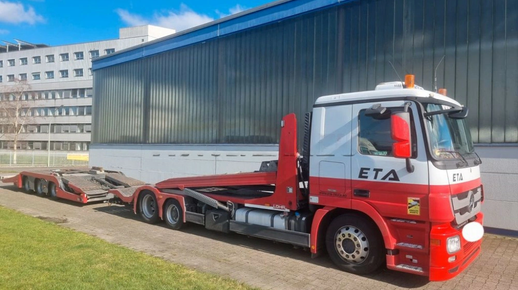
[0,0,272,46]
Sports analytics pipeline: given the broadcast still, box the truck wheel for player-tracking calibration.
[326,214,385,275]
[139,191,159,224]
[48,182,58,199]
[23,176,32,193]
[35,179,45,196]
[164,199,183,230]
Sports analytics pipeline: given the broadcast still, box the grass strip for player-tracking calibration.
[0,206,254,290]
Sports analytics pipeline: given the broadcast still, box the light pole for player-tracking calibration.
[47,120,51,167]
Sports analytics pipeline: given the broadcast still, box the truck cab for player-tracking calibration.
[308,76,483,280]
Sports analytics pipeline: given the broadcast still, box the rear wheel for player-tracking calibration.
[48,182,58,199]
[23,176,32,193]
[139,191,159,224]
[326,214,385,275]
[164,199,183,230]
[35,179,45,196]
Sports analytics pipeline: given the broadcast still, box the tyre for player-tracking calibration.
[35,179,45,196]
[326,214,385,275]
[138,191,159,224]
[23,176,32,193]
[164,199,183,230]
[48,182,58,199]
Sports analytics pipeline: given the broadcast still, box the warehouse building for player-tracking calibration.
[91,0,517,233]
[0,25,174,153]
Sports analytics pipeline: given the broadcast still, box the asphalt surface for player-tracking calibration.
[0,182,517,290]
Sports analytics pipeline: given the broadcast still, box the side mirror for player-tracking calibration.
[449,107,468,119]
[391,112,412,158]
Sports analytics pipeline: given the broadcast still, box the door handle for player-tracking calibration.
[354,189,370,198]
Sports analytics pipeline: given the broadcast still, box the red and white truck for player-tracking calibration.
[3,75,484,281]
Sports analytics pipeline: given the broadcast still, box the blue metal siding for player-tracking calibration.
[93,0,518,145]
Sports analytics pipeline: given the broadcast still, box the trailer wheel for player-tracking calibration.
[23,176,32,193]
[35,179,45,196]
[326,214,385,275]
[48,182,58,199]
[164,199,184,230]
[138,191,159,224]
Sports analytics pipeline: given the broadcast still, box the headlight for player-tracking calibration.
[446,235,461,254]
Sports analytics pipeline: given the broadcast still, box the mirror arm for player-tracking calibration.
[406,158,415,173]
[403,102,414,173]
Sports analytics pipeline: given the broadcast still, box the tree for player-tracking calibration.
[0,79,35,164]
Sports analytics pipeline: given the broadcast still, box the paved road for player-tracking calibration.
[1,184,517,290]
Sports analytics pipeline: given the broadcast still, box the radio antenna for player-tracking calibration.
[434,55,445,92]
[388,61,403,83]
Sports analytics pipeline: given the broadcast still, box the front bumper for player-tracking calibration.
[429,212,484,281]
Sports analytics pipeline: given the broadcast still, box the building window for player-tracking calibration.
[59,70,69,78]
[7,75,15,82]
[32,72,41,80]
[105,48,115,55]
[60,53,69,61]
[74,52,84,60]
[0,76,2,83]
[0,60,3,67]
[19,73,27,81]
[45,71,54,79]
[8,59,15,66]
[90,50,99,59]
[74,69,83,77]
[20,58,28,65]
[46,55,55,63]
[33,56,41,64]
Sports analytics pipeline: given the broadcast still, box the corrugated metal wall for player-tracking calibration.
[93,0,518,145]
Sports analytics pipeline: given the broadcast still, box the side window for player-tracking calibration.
[358,108,416,157]
[358,110,393,156]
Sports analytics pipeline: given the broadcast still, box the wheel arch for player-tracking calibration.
[311,202,397,256]
[132,186,161,215]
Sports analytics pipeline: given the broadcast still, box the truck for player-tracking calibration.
[3,75,484,281]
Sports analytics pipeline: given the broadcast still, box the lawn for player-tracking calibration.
[0,206,254,290]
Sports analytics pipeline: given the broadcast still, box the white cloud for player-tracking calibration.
[0,1,45,24]
[229,4,246,15]
[216,4,248,18]
[0,29,9,35]
[115,8,147,26]
[116,4,213,32]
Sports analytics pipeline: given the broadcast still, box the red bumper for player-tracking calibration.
[429,212,484,281]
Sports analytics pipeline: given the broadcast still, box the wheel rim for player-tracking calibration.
[36,180,43,195]
[49,183,57,197]
[334,225,370,264]
[141,195,156,218]
[166,203,180,225]
[24,178,30,191]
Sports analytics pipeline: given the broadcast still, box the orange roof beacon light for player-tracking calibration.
[438,88,447,96]
[405,74,415,88]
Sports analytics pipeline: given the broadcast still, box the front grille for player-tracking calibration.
[451,186,482,225]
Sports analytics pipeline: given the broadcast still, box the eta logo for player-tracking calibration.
[358,168,400,181]
[452,173,463,182]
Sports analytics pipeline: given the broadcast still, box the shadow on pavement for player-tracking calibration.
[95,204,430,288]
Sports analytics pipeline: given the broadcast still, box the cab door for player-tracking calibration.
[350,101,429,220]
[309,105,353,209]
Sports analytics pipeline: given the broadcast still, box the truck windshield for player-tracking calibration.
[424,103,474,160]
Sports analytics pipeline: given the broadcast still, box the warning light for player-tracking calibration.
[438,88,447,96]
[405,75,415,89]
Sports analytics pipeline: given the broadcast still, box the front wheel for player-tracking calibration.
[326,214,385,275]
[138,191,159,224]
[164,199,183,230]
